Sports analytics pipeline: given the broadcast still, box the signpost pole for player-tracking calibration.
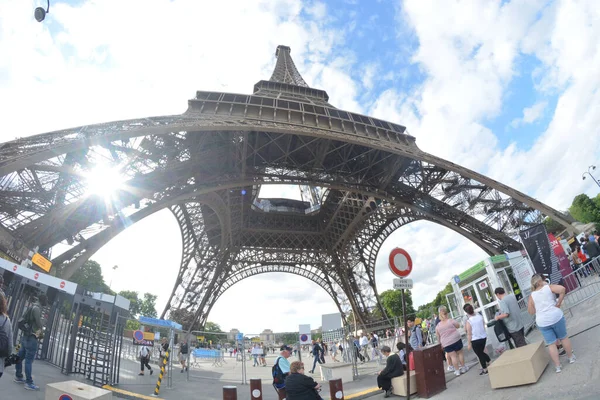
[402,288,410,400]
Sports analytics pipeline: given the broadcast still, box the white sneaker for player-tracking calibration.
[454,370,461,376]
[447,366,455,372]
[459,365,469,374]
[555,365,562,373]
[569,354,577,364]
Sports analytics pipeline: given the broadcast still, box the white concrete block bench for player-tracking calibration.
[391,373,418,396]
[488,341,549,389]
[319,363,354,383]
[46,380,113,400]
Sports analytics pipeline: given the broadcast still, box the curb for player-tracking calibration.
[345,387,381,399]
[102,385,160,399]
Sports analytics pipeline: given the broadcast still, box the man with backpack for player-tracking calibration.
[14,293,47,391]
[139,345,153,376]
[272,344,292,396]
[178,339,189,373]
[407,317,423,351]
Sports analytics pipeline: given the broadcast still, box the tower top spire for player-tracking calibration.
[269,45,309,88]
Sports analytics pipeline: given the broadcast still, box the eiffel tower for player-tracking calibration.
[0,46,574,329]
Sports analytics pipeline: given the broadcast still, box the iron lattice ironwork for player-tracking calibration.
[0,46,574,329]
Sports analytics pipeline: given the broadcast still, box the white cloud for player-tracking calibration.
[511,100,548,127]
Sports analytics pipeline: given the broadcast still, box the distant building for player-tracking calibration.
[260,329,274,345]
[228,328,240,342]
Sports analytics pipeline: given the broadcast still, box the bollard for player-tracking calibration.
[250,378,263,399]
[223,385,238,400]
[329,378,344,400]
[153,350,169,396]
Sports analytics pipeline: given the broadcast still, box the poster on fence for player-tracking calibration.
[549,233,578,292]
[519,224,562,284]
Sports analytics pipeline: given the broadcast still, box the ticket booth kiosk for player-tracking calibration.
[447,251,536,326]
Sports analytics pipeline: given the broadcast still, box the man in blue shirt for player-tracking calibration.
[273,345,292,396]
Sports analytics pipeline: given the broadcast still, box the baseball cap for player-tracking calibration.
[280,345,292,352]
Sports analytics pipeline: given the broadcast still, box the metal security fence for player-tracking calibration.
[561,256,600,313]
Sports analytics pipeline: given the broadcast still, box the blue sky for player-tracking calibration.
[0,0,598,333]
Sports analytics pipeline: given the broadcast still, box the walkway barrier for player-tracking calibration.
[561,257,600,314]
[250,378,263,399]
[329,378,344,399]
[191,348,225,367]
[153,350,169,396]
[223,385,237,400]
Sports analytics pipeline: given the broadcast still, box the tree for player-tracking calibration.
[379,289,416,319]
[68,260,112,294]
[277,332,299,345]
[139,293,157,318]
[118,290,141,316]
[543,216,568,235]
[569,194,600,224]
[170,308,201,331]
[203,321,223,344]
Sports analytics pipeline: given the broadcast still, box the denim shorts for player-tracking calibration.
[443,339,463,353]
[539,316,568,345]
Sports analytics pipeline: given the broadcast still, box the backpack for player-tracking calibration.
[272,356,286,388]
[0,318,10,358]
[181,343,188,354]
[494,319,510,342]
[17,306,35,336]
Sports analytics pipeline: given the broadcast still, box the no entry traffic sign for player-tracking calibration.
[388,248,412,278]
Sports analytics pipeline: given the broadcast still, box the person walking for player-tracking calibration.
[139,345,153,376]
[285,361,323,400]
[376,345,403,398]
[528,274,576,373]
[178,340,189,373]
[435,305,468,377]
[463,304,490,375]
[493,287,527,347]
[14,293,47,390]
[0,293,14,379]
[308,340,323,373]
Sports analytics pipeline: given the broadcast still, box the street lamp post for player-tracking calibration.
[109,265,119,290]
[582,165,600,189]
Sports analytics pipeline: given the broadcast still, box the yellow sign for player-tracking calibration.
[32,253,52,272]
[251,337,261,343]
[197,336,205,342]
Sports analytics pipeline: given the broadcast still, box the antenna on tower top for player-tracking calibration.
[269,45,309,88]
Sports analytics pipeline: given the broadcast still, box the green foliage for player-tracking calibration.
[569,194,600,224]
[126,319,140,330]
[203,321,223,344]
[169,308,201,331]
[119,290,141,316]
[69,260,112,294]
[277,332,300,344]
[414,283,454,320]
[543,216,568,235]
[139,293,157,318]
[379,289,416,319]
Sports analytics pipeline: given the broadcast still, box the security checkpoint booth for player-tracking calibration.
[446,251,536,332]
[135,316,183,390]
[0,257,130,387]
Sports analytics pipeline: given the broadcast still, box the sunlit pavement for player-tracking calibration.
[2,293,600,400]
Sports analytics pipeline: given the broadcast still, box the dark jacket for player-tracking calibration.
[584,241,600,259]
[380,353,404,379]
[285,373,322,400]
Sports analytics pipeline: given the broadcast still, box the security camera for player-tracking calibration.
[34,1,50,22]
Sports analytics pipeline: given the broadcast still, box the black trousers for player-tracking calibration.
[377,375,392,391]
[471,339,491,369]
[140,356,152,372]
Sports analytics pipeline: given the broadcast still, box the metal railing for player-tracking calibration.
[560,256,600,313]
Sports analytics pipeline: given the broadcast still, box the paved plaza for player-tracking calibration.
[2,291,600,400]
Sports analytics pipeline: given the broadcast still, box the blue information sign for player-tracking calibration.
[236,333,244,341]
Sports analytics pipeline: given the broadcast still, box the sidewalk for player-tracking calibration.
[2,293,599,400]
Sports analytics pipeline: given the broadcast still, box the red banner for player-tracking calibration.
[548,233,577,292]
